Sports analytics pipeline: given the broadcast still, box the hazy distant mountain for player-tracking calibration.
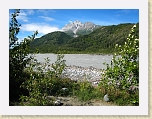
[62,20,101,37]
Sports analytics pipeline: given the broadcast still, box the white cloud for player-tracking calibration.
[114,10,132,18]
[20,23,60,35]
[16,10,35,22]
[16,10,33,22]
[37,9,55,15]
[39,16,54,21]
[26,9,34,15]
[68,20,73,23]
[16,10,29,22]
[115,10,130,14]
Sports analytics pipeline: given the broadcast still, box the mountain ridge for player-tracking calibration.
[30,22,139,54]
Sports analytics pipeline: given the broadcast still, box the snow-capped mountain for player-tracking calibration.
[62,20,101,37]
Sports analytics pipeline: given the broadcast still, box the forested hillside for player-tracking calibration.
[30,31,72,53]
[30,23,139,54]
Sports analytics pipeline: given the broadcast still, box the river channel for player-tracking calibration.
[33,53,113,69]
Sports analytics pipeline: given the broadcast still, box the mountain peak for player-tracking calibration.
[73,20,82,24]
[62,20,101,37]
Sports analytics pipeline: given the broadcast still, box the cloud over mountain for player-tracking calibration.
[20,23,60,34]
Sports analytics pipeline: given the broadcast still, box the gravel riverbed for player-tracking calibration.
[61,65,105,85]
[33,54,112,85]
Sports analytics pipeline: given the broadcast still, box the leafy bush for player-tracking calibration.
[99,24,139,105]
[9,9,38,103]
[20,54,70,105]
[72,80,94,102]
[19,56,53,106]
[51,54,66,77]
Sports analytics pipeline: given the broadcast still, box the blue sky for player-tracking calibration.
[9,9,139,41]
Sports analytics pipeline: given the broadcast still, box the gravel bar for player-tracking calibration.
[61,65,105,84]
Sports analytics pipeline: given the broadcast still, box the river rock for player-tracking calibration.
[103,94,109,102]
[61,65,103,83]
[54,100,61,106]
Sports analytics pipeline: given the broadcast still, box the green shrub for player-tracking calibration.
[51,54,66,77]
[99,24,139,105]
[9,9,38,103]
[72,80,94,102]
[20,54,68,105]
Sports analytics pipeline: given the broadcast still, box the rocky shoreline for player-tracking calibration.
[61,65,105,85]
[60,65,139,91]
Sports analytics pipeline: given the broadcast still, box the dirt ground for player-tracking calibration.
[48,96,117,106]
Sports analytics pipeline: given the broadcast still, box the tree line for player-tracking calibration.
[30,23,139,54]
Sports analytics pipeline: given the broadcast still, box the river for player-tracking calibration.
[33,53,113,69]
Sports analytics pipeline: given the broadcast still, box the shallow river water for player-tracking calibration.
[34,53,113,69]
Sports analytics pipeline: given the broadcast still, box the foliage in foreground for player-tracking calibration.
[9,9,38,103]
[99,24,139,105]
[20,54,69,106]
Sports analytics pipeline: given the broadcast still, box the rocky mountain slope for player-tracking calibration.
[62,20,101,37]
